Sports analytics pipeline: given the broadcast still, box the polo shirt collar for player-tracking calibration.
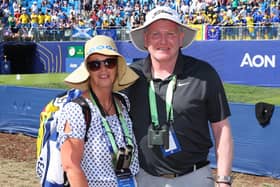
[173,51,185,76]
[143,55,153,80]
[142,51,185,80]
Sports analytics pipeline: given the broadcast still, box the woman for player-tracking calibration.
[57,35,139,187]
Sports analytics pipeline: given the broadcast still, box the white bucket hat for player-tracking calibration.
[64,35,139,91]
[130,6,197,51]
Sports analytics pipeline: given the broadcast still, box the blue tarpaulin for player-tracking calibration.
[0,86,280,178]
[0,86,63,137]
[209,103,280,179]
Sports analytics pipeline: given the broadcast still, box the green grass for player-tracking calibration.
[1,73,280,105]
[224,84,280,105]
[0,73,69,89]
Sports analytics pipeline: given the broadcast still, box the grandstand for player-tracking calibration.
[0,0,279,41]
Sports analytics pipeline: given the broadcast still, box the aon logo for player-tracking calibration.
[240,53,276,68]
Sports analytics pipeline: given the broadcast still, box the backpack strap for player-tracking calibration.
[72,94,127,142]
[113,92,129,111]
[72,96,91,142]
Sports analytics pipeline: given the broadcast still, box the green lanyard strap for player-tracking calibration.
[89,91,133,155]
[115,100,133,147]
[149,75,176,128]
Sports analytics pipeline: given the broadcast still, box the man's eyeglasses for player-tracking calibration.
[87,58,118,71]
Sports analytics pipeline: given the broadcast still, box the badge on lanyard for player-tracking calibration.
[117,176,136,187]
[149,76,182,157]
[116,169,136,187]
[161,125,182,157]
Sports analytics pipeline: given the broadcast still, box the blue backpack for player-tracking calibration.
[36,89,91,186]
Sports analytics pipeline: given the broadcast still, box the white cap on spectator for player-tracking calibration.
[130,6,197,51]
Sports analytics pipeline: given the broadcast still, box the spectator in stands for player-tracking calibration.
[134,1,141,15]
[19,7,30,28]
[78,16,86,27]
[192,11,209,24]
[51,10,59,23]
[61,0,69,13]
[237,5,247,19]
[130,11,140,29]
[270,3,279,16]
[142,1,150,14]
[220,15,235,39]
[57,35,139,187]
[31,1,39,14]
[13,8,21,23]
[44,9,52,23]
[253,9,264,39]
[68,6,77,18]
[180,0,190,14]
[38,11,45,26]
[30,10,39,28]
[44,18,56,40]
[8,13,15,28]
[7,14,20,39]
[245,12,256,39]
[210,13,220,25]
[52,0,61,12]
[126,6,233,187]
[114,11,124,28]
[166,0,177,10]
[4,0,280,41]
[12,1,19,13]
[270,12,279,39]
[124,2,134,17]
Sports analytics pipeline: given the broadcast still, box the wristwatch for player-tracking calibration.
[216,175,233,185]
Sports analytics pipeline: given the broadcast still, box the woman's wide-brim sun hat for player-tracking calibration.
[130,6,197,51]
[64,35,139,91]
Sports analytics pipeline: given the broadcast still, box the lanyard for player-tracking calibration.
[149,76,176,128]
[89,90,133,156]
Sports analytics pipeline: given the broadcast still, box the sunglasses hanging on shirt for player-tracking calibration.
[87,58,118,71]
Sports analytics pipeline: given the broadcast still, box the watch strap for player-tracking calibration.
[216,175,233,185]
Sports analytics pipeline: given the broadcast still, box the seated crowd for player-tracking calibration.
[0,0,279,41]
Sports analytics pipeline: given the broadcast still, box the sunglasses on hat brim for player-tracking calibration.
[87,58,117,71]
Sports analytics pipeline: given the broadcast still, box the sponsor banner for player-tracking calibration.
[206,25,221,40]
[183,40,280,87]
[65,58,83,73]
[67,46,84,58]
[33,41,280,87]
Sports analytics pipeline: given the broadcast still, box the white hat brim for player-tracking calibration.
[130,7,197,51]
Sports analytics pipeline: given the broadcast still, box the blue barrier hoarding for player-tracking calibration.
[9,40,279,87]
[183,40,280,87]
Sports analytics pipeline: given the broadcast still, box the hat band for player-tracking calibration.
[152,10,173,18]
[86,45,117,57]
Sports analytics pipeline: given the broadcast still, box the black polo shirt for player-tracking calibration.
[126,52,231,176]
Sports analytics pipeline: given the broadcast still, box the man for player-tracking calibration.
[126,6,233,187]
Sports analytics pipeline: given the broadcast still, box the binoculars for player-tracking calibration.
[147,124,169,149]
[114,145,133,171]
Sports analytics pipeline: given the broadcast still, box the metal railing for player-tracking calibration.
[0,25,279,42]
[219,25,280,40]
